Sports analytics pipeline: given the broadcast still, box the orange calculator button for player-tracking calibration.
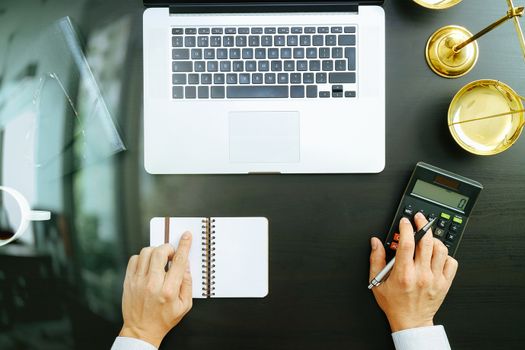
[390,242,398,250]
[393,233,400,241]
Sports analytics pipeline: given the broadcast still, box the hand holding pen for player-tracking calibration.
[368,213,459,332]
[368,217,437,289]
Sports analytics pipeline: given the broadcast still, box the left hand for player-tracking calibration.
[119,232,193,347]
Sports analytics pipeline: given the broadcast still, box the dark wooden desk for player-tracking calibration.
[155,2,525,349]
[1,0,524,349]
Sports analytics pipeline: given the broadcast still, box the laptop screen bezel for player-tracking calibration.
[144,1,384,6]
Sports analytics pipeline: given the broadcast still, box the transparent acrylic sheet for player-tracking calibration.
[0,16,126,175]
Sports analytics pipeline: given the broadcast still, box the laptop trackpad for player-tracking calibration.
[229,111,300,163]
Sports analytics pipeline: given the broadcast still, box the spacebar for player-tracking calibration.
[227,86,289,98]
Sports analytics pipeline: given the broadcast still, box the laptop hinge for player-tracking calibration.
[169,2,359,14]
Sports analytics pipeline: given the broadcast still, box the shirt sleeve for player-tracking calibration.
[111,337,158,350]
[392,325,451,350]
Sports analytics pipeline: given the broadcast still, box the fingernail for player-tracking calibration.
[400,217,410,224]
[371,238,378,250]
[415,212,424,219]
[182,232,191,240]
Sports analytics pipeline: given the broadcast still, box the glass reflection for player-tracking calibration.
[0,2,136,348]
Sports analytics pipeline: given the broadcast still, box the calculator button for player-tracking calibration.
[453,216,463,224]
[393,233,400,241]
[444,241,453,250]
[417,209,425,216]
[438,219,448,229]
[434,228,446,238]
[428,213,436,220]
[403,205,414,216]
[390,242,398,250]
[440,212,451,220]
[446,232,457,241]
[449,224,459,232]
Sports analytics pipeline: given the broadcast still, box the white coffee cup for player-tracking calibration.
[0,186,51,247]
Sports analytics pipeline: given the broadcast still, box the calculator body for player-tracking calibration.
[385,162,483,258]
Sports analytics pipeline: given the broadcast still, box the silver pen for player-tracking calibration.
[368,218,437,290]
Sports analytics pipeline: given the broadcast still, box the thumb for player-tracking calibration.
[179,261,193,305]
[369,237,386,281]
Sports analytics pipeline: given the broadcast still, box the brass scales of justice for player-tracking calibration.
[414,0,525,155]
[425,0,525,78]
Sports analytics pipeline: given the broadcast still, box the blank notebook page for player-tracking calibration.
[212,217,268,298]
[150,217,205,299]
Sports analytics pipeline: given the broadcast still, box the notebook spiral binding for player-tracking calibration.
[201,218,216,297]
[201,218,208,297]
[210,219,216,296]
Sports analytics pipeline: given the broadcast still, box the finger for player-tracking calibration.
[414,213,433,270]
[165,232,193,295]
[413,211,429,231]
[149,244,176,274]
[125,255,139,278]
[395,217,416,270]
[431,239,448,274]
[443,256,459,282]
[369,237,386,281]
[179,261,193,306]
[137,247,155,276]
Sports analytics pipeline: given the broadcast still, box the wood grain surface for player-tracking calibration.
[147,1,525,349]
[2,0,523,349]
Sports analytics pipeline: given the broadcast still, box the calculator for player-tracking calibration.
[385,162,483,258]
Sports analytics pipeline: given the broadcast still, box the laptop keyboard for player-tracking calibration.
[171,26,357,99]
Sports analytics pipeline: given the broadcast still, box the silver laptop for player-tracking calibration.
[143,1,385,174]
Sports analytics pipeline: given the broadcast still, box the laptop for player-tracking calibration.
[143,1,385,174]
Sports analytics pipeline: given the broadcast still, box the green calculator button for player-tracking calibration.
[453,217,463,224]
[440,213,451,220]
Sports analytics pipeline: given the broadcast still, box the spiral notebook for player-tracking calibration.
[150,217,268,298]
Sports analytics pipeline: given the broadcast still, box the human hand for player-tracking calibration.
[369,213,458,332]
[119,232,193,347]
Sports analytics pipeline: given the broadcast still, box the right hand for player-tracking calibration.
[119,232,193,347]
[369,213,459,332]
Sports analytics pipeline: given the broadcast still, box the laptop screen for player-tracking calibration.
[145,1,381,4]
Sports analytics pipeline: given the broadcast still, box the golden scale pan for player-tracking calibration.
[413,0,463,10]
[413,0,525,155]
[448,80,525,155]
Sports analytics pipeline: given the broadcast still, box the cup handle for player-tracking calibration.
[27,210,51,221]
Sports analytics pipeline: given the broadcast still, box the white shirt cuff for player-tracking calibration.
[111,337,158,350]
[392,325,451,350]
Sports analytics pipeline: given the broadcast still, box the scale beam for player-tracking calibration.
[425,0,525,78]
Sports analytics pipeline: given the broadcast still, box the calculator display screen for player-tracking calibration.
[411,180,469,211]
